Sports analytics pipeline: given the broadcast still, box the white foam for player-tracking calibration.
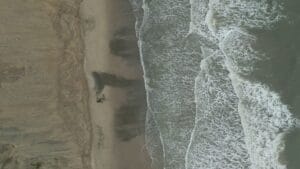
[220,30,297,169]
[186,51,250,169]
[192,1,297,168]
[130,0,299,169]
[207,0,285,36]
[228,73,296,169]
[189,0,218,47]
[136,1,167,168]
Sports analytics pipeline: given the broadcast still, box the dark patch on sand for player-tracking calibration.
[109,27,140,60]
[114,105,144,141]
[91,71,141,90]
[0,144,15,169]
[114,81,147,141]
[83,17,96,32]
[30,161,43,169]
[105,2,148,143]
[0,62,25,87]
[22,157,70,169]
[91,71,144,104]
[91,72,105,93]
[96,125,104,149]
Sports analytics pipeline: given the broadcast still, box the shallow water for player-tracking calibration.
[130,0,300,169]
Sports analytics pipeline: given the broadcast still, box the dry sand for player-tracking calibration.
[81,0,152,169]
[0,0,92,168]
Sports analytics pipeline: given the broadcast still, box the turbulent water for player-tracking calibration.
[130,0,300,169]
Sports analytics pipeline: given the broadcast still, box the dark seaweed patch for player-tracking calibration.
[96,125,104,148]
[109,27,140,60]
[91,72,105,93]
[91,72,140,88]
[114,81,147,142]
[0,62,25,87]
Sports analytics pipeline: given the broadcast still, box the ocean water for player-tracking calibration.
[129,0,300,169]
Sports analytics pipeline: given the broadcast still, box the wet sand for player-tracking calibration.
[81,0,152,169]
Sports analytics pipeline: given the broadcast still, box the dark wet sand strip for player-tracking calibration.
[81,0,152,168]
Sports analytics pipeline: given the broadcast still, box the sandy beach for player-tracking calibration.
[0,0,92,168]
[81,0,151,169]
[0,0,150,168]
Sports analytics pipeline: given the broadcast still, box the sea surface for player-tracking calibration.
[129,0,300,169]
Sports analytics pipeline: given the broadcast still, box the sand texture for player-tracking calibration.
[0,0,150,169]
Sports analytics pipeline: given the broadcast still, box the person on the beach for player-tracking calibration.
[96,94,106,103]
